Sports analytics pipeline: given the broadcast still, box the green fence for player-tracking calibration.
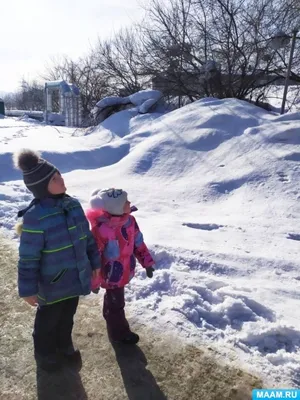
[0,99,4,115]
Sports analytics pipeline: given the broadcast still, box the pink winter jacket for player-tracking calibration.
[85,208,154,289]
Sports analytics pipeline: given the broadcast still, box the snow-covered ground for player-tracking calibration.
[1,98,300,388]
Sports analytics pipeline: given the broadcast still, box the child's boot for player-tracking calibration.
[121,331,140,345]
[59,345,82,367]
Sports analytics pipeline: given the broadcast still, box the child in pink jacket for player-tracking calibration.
[86,188,155,345]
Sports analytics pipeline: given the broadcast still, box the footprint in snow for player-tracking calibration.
[277,172,290,182]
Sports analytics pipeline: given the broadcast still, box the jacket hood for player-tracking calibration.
[85,208,129,229]
[86,205,138,228]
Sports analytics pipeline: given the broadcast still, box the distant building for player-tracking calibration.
[152,71,300,96]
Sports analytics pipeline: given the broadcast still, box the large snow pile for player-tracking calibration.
[1,97,300,387]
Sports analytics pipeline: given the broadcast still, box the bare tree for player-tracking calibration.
[141,0,300,104]
[4,80,44,110]
[29,0,300,116]
[94,27,147,96]
[140,0,199,102]
[2,93,18,110]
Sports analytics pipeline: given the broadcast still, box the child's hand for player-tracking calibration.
[91,268,101,293]
[23,295,38,307]
[146,267,155,278]
[92,269,100,280]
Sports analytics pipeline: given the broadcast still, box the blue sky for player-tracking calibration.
[1,0,144,93]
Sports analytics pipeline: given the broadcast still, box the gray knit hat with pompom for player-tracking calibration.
[13,149,58,199]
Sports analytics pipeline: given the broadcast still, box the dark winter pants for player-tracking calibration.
[103,287,130,341]
[33,297,79,357]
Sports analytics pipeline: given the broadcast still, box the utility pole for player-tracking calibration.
[281,29,298,115]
